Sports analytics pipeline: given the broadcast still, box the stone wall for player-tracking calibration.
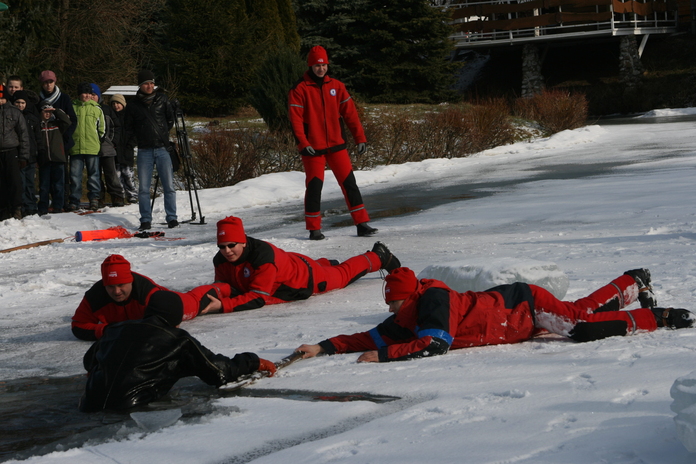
[521,44,545,97]
[619,35,644,90]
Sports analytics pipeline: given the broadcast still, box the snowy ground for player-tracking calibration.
[2,111,696,463]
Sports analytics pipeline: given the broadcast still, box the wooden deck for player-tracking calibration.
[445,0,679,47]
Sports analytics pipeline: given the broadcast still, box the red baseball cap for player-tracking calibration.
[39,70,57,83]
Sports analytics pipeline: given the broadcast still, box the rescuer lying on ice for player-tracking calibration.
[296,267,694,363]
[79,290,276,412]
[199,216,401,314]
[71,254,231,341]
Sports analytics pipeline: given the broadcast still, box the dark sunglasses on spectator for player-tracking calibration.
[217,243,239,250]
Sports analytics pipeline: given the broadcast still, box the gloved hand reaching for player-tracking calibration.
[301,146,317,156]
[357,143,367,155]
[258,358,277,377]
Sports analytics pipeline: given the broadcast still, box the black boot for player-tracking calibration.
[309,230,325,241]
[371,241,401,273]
[651,307,695,329]
[357,222,378,237]
[624,268,657,308]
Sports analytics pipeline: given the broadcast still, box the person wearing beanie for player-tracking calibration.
[296,267,695,363]
[0,83,31,220]
[89,83,125,207]
[11,89,41,216]
[67,82,105,211]
[109,94,138,204]
[36,99,71,215]
[201,215,401,314]
[71,254,237,341]
[79,290,275,412]
[110,94,126,108]
[123,69,177,230]
[288,45,377,241]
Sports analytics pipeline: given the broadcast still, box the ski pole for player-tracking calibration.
[221,351,304,391]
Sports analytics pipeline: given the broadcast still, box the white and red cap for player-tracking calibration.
[101,254,133,286]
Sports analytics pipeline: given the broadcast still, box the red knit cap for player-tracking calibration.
[101,254,133,286]
[217,216,246,244]
[384,267,418,303]
[307,46,329,67]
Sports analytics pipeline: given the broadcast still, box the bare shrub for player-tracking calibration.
[466,99,516,152]
[187,126,258,189]
[514,90,588,134]
[184,96,580,188]
[360,100,515,165]
[422,108,472,159]
[187,126,301,189]
[253,131,303,176]
[364,111,431,165]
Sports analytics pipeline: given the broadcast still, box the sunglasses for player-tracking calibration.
[217,243,240,250]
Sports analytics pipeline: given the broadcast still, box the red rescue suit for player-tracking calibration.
[72,273,166,341]
[320,274,658,362]
[288,71,369,230]
[71,272,231,341]
[214,236,382,313]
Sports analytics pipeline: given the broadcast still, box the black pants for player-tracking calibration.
[100,156,124,201]
[0,148,22,217]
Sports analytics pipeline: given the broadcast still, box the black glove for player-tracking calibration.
[357,143,367,155]
[301,146,317,156]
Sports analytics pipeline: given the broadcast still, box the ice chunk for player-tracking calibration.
[130,408,182,432]
[671,371,696,414]
[671,371,696,452]
[418,258,569,299]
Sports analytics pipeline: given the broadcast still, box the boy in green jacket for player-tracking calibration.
[68,82,105,211]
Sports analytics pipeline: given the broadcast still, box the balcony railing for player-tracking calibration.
[446,0,678,46]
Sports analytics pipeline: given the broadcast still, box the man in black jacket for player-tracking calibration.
[123,70,178,230]
[79,290,276,412]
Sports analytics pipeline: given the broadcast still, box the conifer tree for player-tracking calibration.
[274,0,301,52]
[248,44,305,132]
[0,0,164,93]
[158,0,258,115]
[159,0,301,115]
[294,0,459,103]
[246,0,301,52]
[351,0,458,103]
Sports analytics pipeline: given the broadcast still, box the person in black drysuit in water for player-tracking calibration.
[79,290,276,412]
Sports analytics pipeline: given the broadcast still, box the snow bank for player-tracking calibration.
[671,371,696,452]
[418,258,569,299]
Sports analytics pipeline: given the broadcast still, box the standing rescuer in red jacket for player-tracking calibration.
[296,267,695,363]
[199,216,401,314]
[288,45,376,241]
[71,254,232,341]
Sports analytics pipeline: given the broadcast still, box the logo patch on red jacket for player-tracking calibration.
[330,89,337,96]
[244,267,251,278]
